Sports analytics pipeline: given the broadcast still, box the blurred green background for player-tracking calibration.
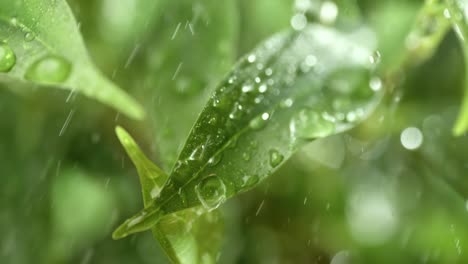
[2,0,468,263]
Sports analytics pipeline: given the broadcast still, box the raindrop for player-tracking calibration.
[290,109,335,140]
[369,76,382,91]
[400,127,423,150]
[242,83,254,93]
[24,32,35,42]
[195,175,227,210]
[369,50,381,65]
[290,14,307,31]
[269,149,284,168]
[242,174,259,189]
[280,98,294,108]
[258,84,268,93]
[25,55,71,83]
[207,154,222,167]
[320,1,339,24]
[265,68,273,76]
[0,43,16,72]
[249,112,270,130]
[242,152,251,161]
[247,54,256,63]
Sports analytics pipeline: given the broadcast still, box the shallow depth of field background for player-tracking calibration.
[2,0,468,263]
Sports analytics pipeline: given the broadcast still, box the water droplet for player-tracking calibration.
[195,175,226,210]
[444,8,451,19]
[0,43,16,72]
[24,32,35,42]
[229,102,244,120]
[280,98,294,108]
[242,152,251,161]
[241,174,259,189]
[249,112,270,130]
[400,127,423,150]
[269,149,284,168]
[255,77,261,83]
[331,251,355,264]
[290,14,307,31]
[207,154,222,167]
[369,51,381,65]
[320,1,338,24]
[258,84,268,93]
[290,109,335,140]
[265,68,273,76]
[25,55,71,83]
[369,76,382,91]
[247,54,256,63]
[242,83,254,93]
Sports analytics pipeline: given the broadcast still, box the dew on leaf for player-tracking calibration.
[0,43,16,72]
[269,149,284,168]
[290,109,336,140]
[249,112,270,130]
[247,54,256,63]
[25,55,72,83]
[241,174,259,189]
[195,175,227,210]
[207,154,222,167]
[24,32,35,42]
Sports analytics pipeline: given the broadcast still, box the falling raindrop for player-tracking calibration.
[0,43,16,72]
[195,175,227,210]
[369,76,382,91]
[25,55,72,83]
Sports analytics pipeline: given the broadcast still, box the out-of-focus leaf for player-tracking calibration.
[130,0,238,170]
[0,0,144,119]
[444,0,468,135]
[116,127,223,264]
[113,24,384,237]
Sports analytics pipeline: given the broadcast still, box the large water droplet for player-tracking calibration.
[195,175,227,210]
[24,32,35,42]
[400,127,423,150]
[0,43,16,72]
[269,149,284,168]
[241,174,259,189]
[290,109,335,140]
[25,55,71,83]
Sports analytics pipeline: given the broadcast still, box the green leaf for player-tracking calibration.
[133,0,239,169]
[115,127,223,264]
[0,0,144,119]
[113,24,384,238]
[445,0,468,135]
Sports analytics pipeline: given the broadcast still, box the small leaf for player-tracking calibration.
[115,127,223,264]
[113,24,384,238]
[444,0,468,135]
[0,0,144,119]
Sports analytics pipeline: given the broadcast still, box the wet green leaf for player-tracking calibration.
[133,0,239,169]
[113,24,384,238]
[115,127,223,264]
[0,0,144,119]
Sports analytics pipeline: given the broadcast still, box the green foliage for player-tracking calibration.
[3,0,468,263]
[0,0,144,119]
